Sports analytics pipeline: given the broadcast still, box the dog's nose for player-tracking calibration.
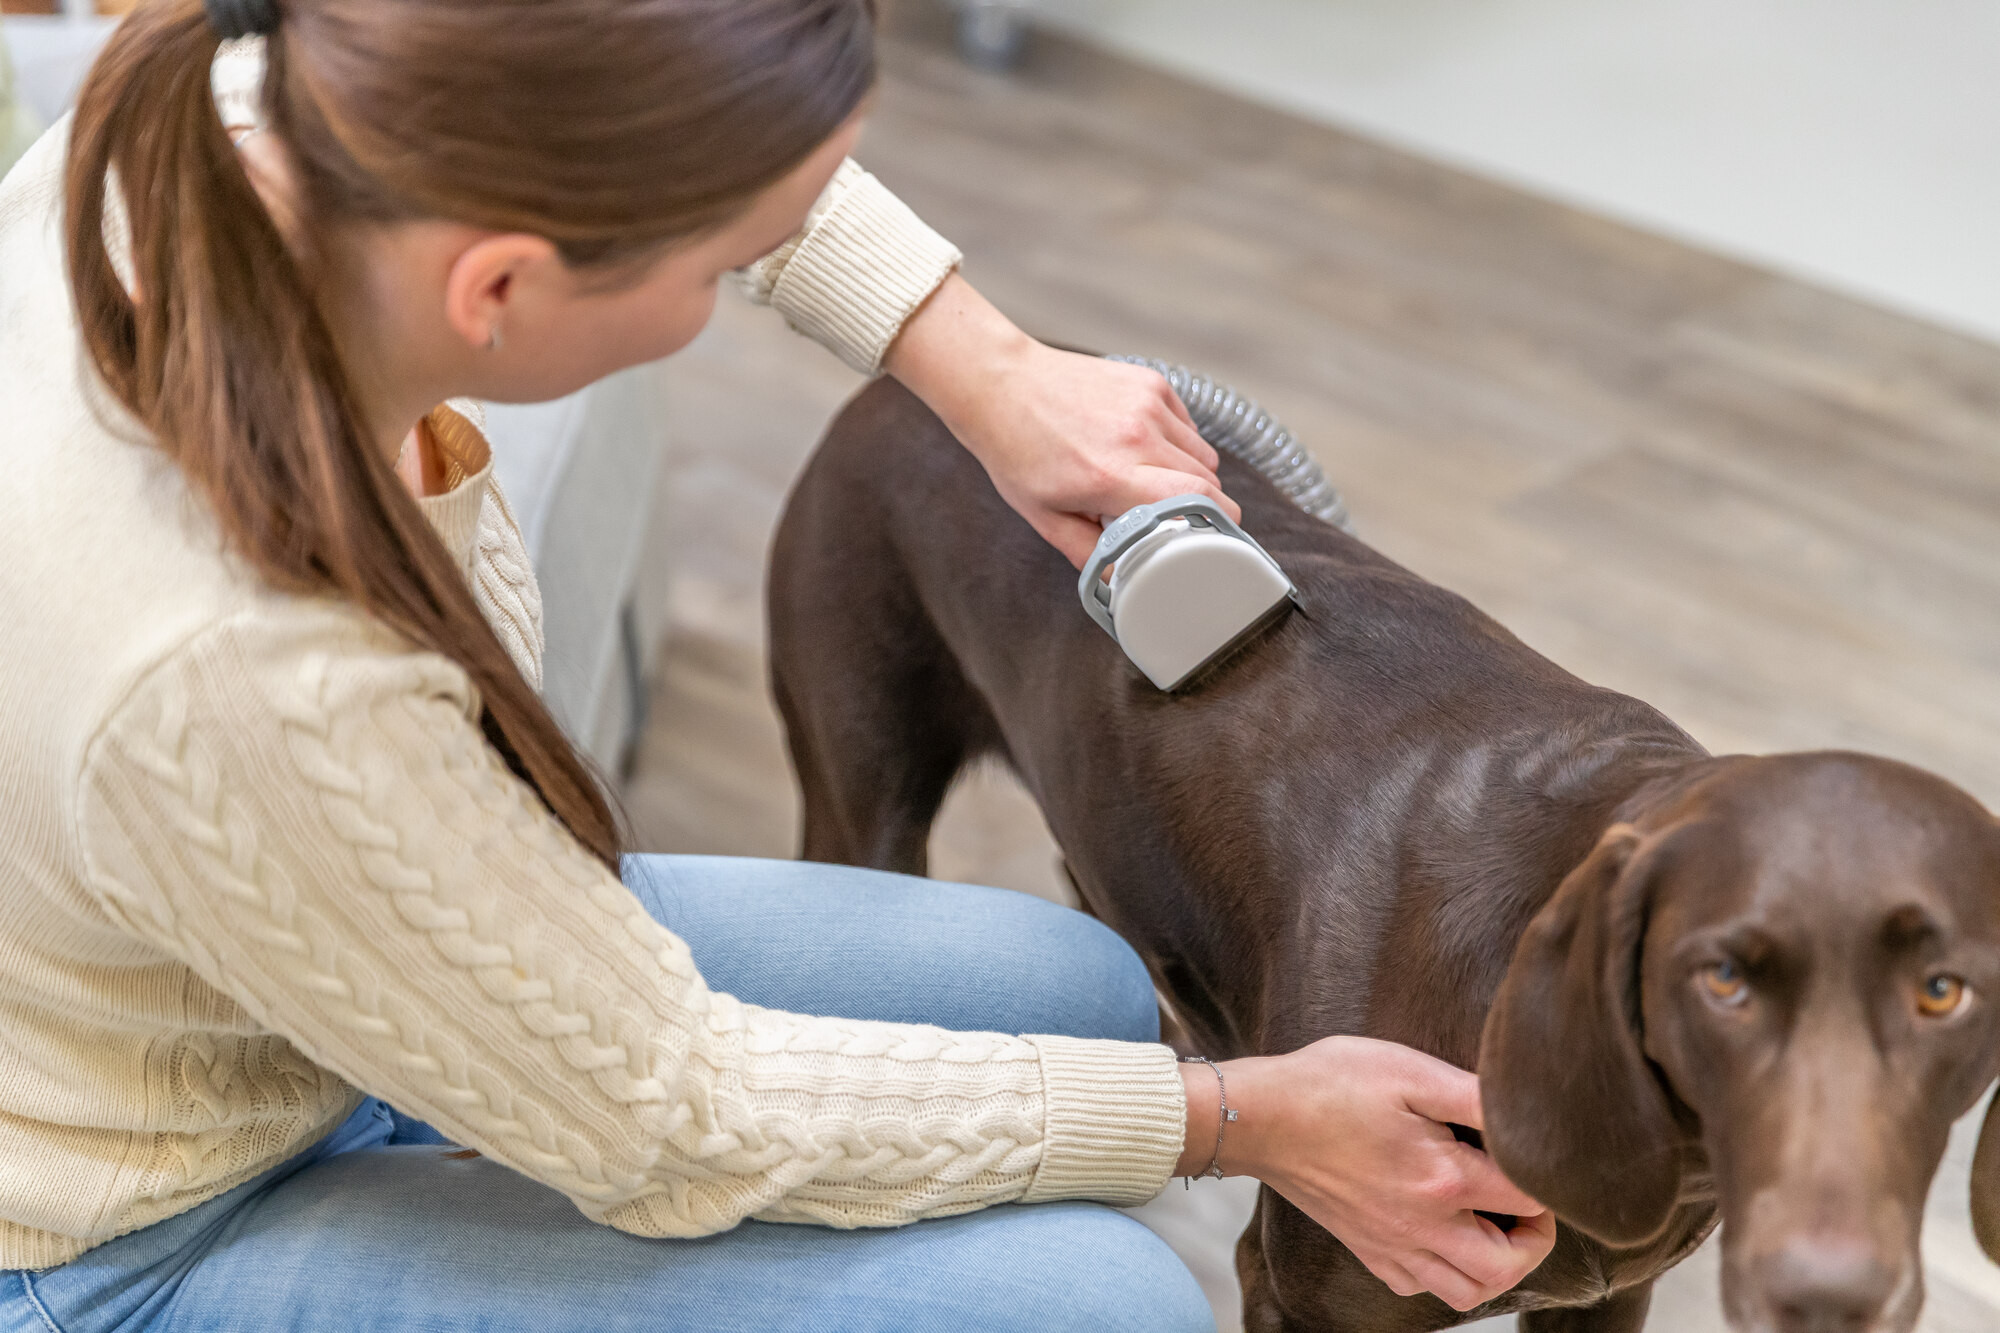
[1757,1239,1899,1333]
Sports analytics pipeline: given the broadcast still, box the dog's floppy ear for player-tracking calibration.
[1973,1083,2000,1263]
[1478,823,1682,1247]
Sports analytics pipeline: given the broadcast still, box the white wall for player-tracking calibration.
[1026,0,2000,345]
[2,14,114,127]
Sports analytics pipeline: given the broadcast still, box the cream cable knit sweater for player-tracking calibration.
[0,123,1185,1269]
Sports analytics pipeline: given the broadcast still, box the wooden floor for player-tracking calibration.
[620,6,2000,1330]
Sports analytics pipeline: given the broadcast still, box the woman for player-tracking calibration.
[0,0,1556,1327]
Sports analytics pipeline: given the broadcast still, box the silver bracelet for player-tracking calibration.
[1179,1054,1236,1187]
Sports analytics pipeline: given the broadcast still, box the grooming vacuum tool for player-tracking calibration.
[1079,494,1300,691]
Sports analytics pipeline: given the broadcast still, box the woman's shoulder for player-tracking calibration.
[0,398,422,821]
[0,112,67,237]
[2,117,78,440]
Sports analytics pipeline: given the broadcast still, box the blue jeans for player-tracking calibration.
[0,857,1209,1333]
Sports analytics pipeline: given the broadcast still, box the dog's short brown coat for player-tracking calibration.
[768,378,2000,1332]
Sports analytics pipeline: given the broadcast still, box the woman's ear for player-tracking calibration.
[442,232,561,352]
[1972,1083,2000,1263]
[1478,823,1684,1247]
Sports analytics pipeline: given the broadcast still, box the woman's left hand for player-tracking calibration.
[884,274,1240,568]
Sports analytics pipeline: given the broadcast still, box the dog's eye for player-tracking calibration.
[1917,973,1967,1018]
[1700,960,1749,1006]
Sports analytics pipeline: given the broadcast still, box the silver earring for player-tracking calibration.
[487,326,503,351]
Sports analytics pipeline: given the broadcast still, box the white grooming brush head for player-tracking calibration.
[1107,520,1294,690]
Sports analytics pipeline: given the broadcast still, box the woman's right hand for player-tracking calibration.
[1181,1036,1558,1312]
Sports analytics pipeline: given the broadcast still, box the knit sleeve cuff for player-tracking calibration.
[1021,1035,1185,1206]
[744,159,963,375]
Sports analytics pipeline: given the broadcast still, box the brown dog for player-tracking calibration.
[766,376,2000,1333]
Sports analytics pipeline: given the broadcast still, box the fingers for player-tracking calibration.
[1116,363,1225,485]
[1021,462,1240,570]
[1157,373,1201,433]
[958,345,1254,565]
[1400,1248,1495,1313]
[1129,466,1243,524]
[1357,1253,1424,1299]
[1437,1205,1559,1287]
[1158,406,1221,474]
[1398,1055,1484,1132]
[1407,1209,1558,1311]
[1358,1207,1556,1312]
[1038,510,1105,571]
[1120,361,1208,459]
[1394,1050,1549,1217]
[1504,1202,1561,1259]
[1443,1139,1549,1219]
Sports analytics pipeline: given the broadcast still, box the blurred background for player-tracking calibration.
[7,2,2000,1329]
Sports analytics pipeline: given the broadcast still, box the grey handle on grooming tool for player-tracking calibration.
[1077,494,1267,639]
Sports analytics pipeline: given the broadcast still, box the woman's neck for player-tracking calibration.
[325,233,469,495]
[237,137,464,484]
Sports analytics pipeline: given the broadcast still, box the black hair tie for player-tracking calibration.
[205,0,280,39]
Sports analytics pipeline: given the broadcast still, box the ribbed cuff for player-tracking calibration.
[0,1219,91,1271]
[1021,1035,1185,1206]
[766,165,963,375]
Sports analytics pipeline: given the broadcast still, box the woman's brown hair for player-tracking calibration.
[64,0,876,866]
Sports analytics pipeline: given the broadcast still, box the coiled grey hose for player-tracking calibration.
[1107,355,1353,534]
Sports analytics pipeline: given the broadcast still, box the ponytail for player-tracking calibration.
[65,1,622,865]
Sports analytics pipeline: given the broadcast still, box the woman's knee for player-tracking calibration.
[620,854,1160,1042]
[1009,898,1160,1043]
